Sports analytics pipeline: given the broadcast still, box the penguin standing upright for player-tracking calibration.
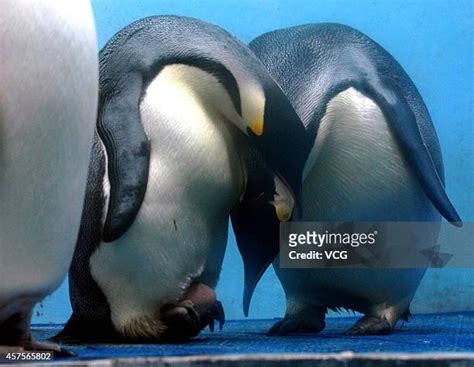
[245,23,461,335]
[0,0,98,352]
[56,16,311,343]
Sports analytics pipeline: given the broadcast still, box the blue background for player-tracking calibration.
[33,0,473,323]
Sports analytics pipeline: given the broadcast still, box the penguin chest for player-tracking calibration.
[89,65,243,330]
[276,87,440,307]
[302,87,439,222]
[0,1,97,303]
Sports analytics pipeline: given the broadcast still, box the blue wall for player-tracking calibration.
[33,0,473,324]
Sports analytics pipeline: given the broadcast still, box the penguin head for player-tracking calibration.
[203,55,311,207]
[154,54,311,206]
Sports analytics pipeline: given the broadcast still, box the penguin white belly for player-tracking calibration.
[276,87,440,313]
[89,65,243,334]
[0,0,97,318]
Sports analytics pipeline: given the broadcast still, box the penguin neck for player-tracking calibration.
[150,63,246,131]
[139,63,246,213]
[145,62,266,137]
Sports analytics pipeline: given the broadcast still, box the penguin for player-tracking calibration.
[243,23,462,335]
[55,16,311,343]
[0,0,98,353]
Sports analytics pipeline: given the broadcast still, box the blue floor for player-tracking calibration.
[31,312,474,361]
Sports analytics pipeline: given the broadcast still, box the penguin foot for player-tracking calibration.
[161,300,201,340]
[0,307,74,355]
[345,316,392,335]
[267,314,325,335]
[24,340,75,356]
[0,340,74,357]
[160,300,225,341]
[198,300,225,333]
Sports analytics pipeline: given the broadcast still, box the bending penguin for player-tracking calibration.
[243,23,462,335]
[0,0,98,353]
[55,16,310,342]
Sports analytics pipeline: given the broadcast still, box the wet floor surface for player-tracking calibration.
[26,312,473,361]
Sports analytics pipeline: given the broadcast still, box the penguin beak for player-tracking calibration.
[249,117,264,136]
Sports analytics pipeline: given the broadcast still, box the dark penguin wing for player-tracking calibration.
[249,23,461,226]
[354,75,462,225]
[97,22,151,242]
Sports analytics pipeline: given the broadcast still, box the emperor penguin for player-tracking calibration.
[245,23,462,335]
[0,0,98,353]
[55,16,311,343]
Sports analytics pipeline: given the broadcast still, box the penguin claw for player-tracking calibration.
[160,299,225,340]
[345,316,392,335]
[208,318,215,332]
[197,300,225,333]
[211,300,225,330]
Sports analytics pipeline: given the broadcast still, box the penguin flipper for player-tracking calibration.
[98,74,150,242]
[357,80,462,225]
